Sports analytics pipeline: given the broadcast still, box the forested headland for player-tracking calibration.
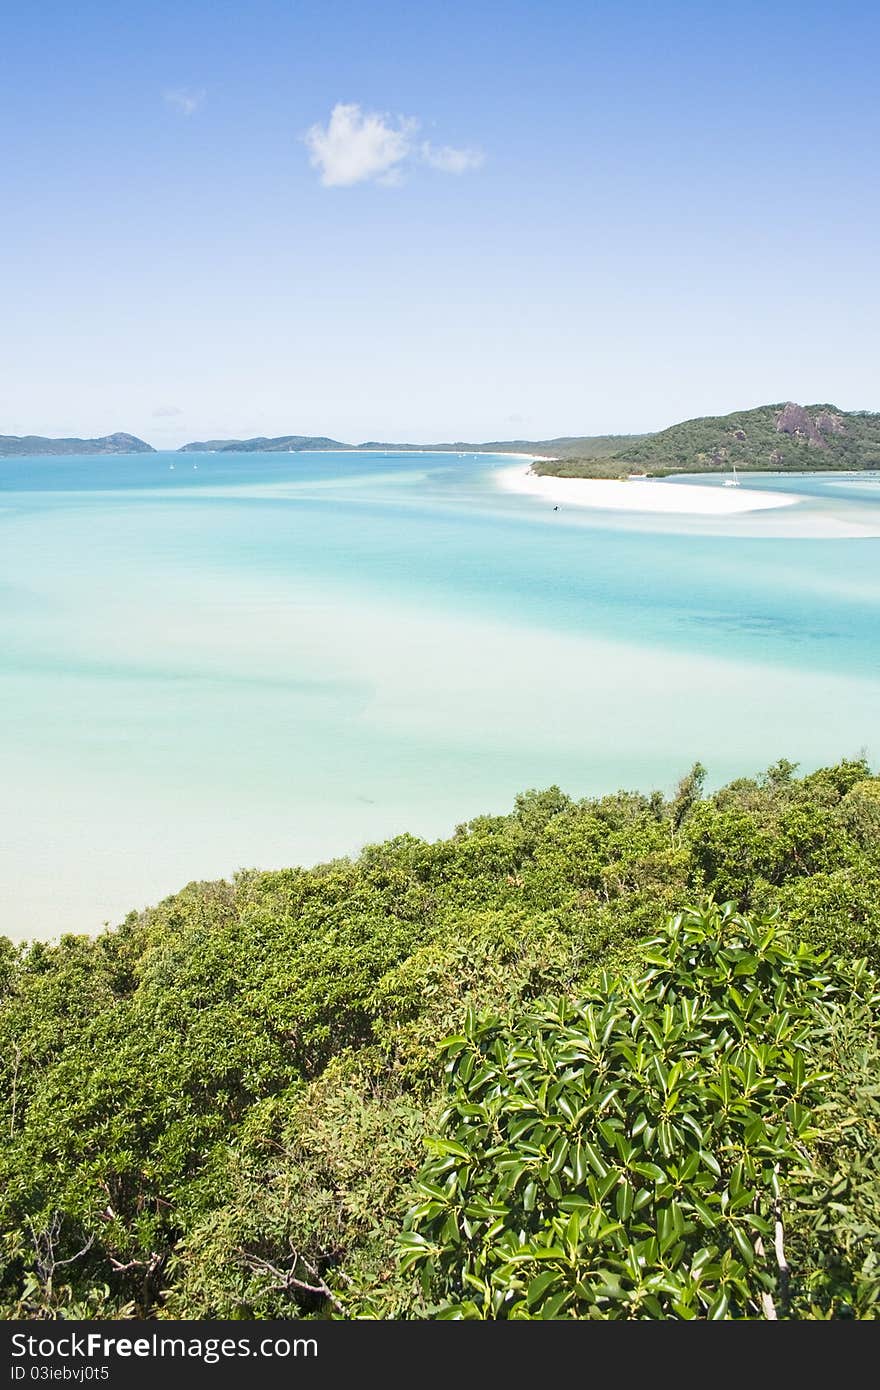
[533,403,880,479]
[1,758,878,1319]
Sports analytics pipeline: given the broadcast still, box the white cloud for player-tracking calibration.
[152,405,183,418]
[304,103,416,187]
[421,142,484,174]
[163,87,206,117]
[303,103,485,187]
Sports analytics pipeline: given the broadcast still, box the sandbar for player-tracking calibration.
[496,463,800,515]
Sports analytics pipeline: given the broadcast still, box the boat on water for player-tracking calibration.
[723,464,741,488]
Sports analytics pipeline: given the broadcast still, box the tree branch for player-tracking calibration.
[753,1234,778,1319]
[109,1252,162,1276]
[768,1163,790,1315]
[26,1215,94,1284]
[236,1246,346,1316]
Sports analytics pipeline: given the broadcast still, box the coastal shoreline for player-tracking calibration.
[494,462,801,516]
[292,449,560,460]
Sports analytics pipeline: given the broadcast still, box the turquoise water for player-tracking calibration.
[2,451,879,939]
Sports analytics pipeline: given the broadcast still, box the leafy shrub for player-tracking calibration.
[401,901,877,1318]
[1,759,878,1317]
[787,1001,880,1317]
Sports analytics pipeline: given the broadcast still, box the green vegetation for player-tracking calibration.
[533,455,647,479]
[1,759,878,1319]
[177,433,641,457]
[354,435,643,460]
[178,435,350,453]
[534,403,880,480]
[403,904,878,1318]
[0,433,154,457]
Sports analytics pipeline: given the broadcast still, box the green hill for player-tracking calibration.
[353,434,643,459]
[176,432,641,457]
[0,432,154,457]
[178,435,349,453]
[535,403,880,479]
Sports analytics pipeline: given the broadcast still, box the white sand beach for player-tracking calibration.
[496,463,800,515]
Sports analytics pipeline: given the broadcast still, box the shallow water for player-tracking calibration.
[2,451,879,939]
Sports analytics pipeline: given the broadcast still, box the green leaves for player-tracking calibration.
[402,900,878,1320]
[526,1269,558,1306]
[2,758,879,1320]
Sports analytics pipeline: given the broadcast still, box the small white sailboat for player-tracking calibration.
[723,463,740,488]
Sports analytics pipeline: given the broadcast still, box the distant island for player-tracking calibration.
[1,429,635,460]
[0,431,154,457]
[174,432,640,456]
[3,403,879,474]
[178,434,349,453]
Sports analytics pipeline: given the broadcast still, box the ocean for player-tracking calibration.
[2,450,879,939]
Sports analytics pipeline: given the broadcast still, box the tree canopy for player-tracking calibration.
[1,758,878,1318]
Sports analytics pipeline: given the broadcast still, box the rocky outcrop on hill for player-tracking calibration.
[775,402,825,447]
[815,410,847,437]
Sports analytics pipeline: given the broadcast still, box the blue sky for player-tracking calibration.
[2,0,878,446]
